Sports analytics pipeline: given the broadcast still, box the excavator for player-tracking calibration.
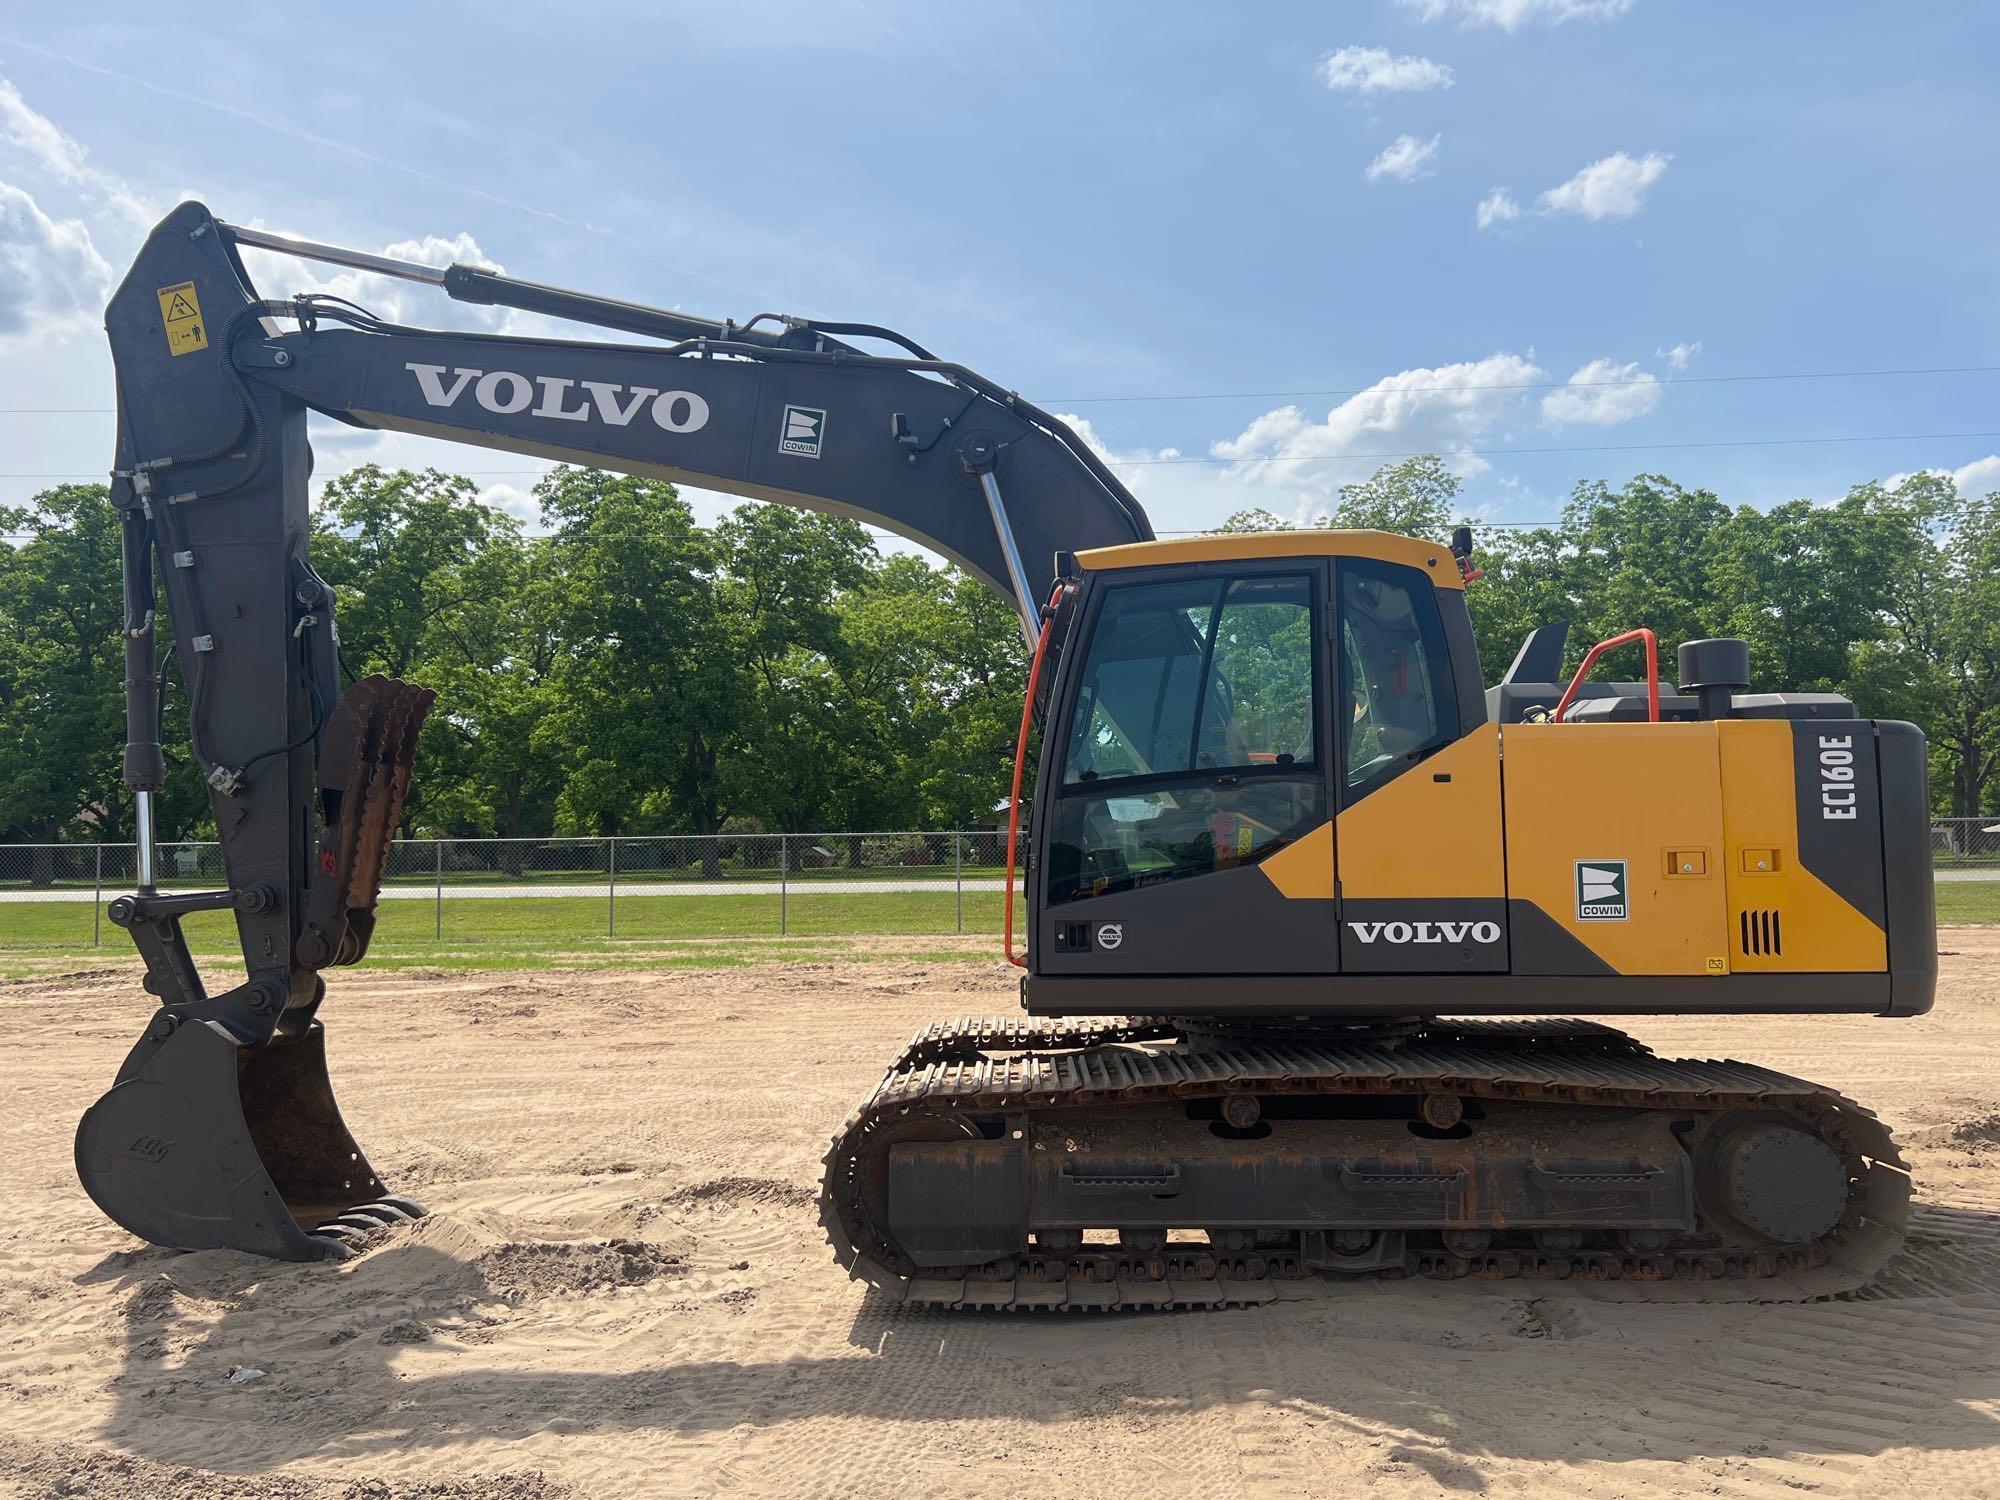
[75,202,1935,1308]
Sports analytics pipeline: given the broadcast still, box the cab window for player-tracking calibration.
[1338,560,1457,801]
[1048,572,1321,905]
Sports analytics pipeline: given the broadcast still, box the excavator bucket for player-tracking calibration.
[75,1018,418,1259]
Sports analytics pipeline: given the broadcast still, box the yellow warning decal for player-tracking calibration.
[156,280,208,357]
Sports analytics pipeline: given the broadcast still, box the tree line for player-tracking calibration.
[2,454,1996,848]
[1223,456,1999,816]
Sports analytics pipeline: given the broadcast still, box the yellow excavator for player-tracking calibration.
[76,203,1933,1307]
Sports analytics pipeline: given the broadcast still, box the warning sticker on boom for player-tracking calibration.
[156,281,208,357]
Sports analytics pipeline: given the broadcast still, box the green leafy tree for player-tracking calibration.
[531,467,737,866]
[312,466,519,679]
[0,487,156,872]
[1840,474,2000,815]
[1323,454,1462,539]
[1210,506,1291,535]
[842,556,1029,828]
[714,504,885,839]
[1460,522,1575,685]
[411,531,568,853]
[311,465,526,836]
[1557,474,1730,666]
[1708,492,1909,696]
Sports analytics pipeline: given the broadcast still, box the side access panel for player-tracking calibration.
[1718,719,1886,976]
[1336,723,1508,972]
[1502,722,1728,975]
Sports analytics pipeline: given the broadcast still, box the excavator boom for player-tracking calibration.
[78,201,1147,1257]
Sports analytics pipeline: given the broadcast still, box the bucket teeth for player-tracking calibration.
[75,1017,414,1262]
[309,675,435,969]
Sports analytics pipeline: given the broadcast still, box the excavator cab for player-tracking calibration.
[1019,530,1935,1020]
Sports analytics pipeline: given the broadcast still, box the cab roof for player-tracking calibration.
[1074,529,1461,589]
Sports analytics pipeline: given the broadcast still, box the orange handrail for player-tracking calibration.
[1552,627,1660,723]
[1004,583,1068,968]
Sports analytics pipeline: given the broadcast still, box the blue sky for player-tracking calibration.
[2,1,1997,543]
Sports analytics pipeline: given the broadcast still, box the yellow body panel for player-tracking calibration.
[1256,820,1334,900]
[1718,720,1887,972]
[1077,530,1461,588]
[1502,723,1728,974]
[1334,724,1505,899]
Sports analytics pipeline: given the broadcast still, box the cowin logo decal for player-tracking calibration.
[779,404,827,458]
[406,363,712,433]
[1575,860,1628,921]
[1346,920,1501,945]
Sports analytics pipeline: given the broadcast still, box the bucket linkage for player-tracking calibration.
[76,676,434,1260]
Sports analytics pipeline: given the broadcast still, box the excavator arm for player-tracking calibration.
[76,200,1149,1258]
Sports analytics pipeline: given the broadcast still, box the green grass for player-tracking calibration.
[378,863,1014,888]
[0,888,1026,972]
[0,863,1016,894]
[10,881,1985,976]
[1937,882,2000,924]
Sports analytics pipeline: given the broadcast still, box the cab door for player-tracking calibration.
[1332,558,1509,973]
[1034,562,1339,976]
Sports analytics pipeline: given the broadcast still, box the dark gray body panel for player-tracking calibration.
[1023,970,1898,1017]
[1875,720,1938,1016]
[1036,865,1337,976]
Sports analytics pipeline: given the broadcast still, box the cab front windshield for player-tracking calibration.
[1046,573,1319,905]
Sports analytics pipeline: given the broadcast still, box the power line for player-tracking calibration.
[5,426,1999,484]
[0,360,1996,417]
[1116,430,2000,465]
[1044,363,2000,406]
[0,521,1572,544]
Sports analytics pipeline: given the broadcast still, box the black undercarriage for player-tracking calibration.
[819,1017,1911,1310]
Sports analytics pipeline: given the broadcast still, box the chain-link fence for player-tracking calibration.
[0,832,1021,950]
[1932,817,2000,866]
[6,820,1992,952]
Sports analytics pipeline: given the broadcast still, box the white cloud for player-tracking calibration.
[1211,353,1547,492]
[1538,151,1670,220]
[1475,188,1521,229]
[1889,455,2000,502]
[0,78,153,227]
[473,481,544,529]
[1657,340,1702,372]
[1317,46,1455,94]
[0,178,113,340]
[1540,357,1660,426]
[1052,348,1669,530]
[1398,0,1633,29]
[1366,133,1442,185]
[1951,455,2000,500]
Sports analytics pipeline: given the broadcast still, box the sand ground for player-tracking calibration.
[3,935,1999,1499]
